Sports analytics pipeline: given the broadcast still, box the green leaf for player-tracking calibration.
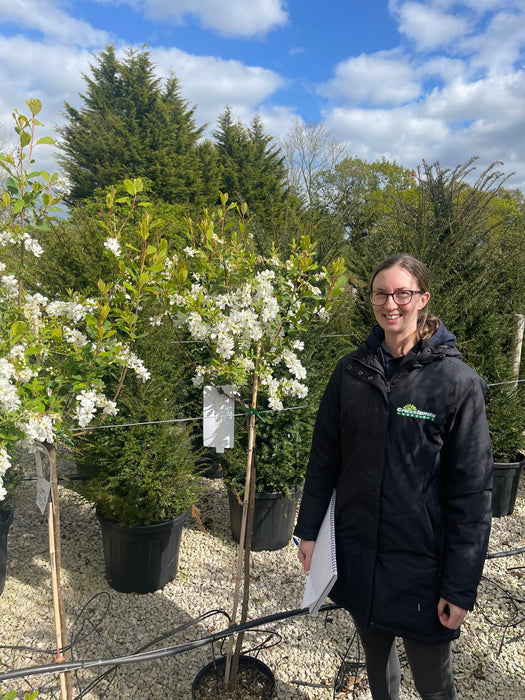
[19,131,31,147]
[13,198,25,214]
[123,179,136,195]
[26,97,42,116]
[35,136,55,146]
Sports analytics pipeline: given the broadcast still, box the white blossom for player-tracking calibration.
[46,300,88,323]
[0,275,19,299]
[0,446,12,502]
[21,232,43,257]
[0,358,21,412]
[116,348,151,382]
[0,231,15,246]
[191,365,209,387]
[281,349,307,380]
[22,293,48,322]
[104,237,122,257]
[73,388,118,428]
[187,312,210,341]
[10,345,26,360]
[63,327,89,348]
[183,246,197,257]
[16,412,57,445]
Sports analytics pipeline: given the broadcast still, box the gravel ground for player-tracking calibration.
[0,454,523,700]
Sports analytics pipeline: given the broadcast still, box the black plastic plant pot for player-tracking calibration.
[0,509,14,596]
[492,455,524,517]
[97,510,187,594]
[228,486,301,551]
[191,654,275,699]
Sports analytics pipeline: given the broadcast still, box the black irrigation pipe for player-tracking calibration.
[486,547,525,559]
[0,603,339,682]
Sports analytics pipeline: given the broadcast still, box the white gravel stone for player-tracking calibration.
[0,455,523,699]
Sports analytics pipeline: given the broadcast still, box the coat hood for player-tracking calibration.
[366,317,458,355]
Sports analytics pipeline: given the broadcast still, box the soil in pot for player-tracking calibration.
[192,655,275,699]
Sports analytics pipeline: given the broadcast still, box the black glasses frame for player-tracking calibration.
[369,290,424,306]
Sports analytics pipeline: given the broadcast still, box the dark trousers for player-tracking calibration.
[355,622,458,700]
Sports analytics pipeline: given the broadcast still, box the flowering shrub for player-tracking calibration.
[0,101,165,503]
[166,193,347,410]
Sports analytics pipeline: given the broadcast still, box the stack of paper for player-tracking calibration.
[302,490,337,613]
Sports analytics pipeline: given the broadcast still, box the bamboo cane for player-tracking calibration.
[224,349,261,688]
[46,442,73,700]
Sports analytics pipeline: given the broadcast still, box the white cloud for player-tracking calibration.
[320,51,421,106]
[462,10,525,74]
[322,66,525,191]
[120,0,288,38]
[150,46,287,130]
[0,0,111,47]
[324,105,450,164]
[424,72,525,123]
[396,1,470,51]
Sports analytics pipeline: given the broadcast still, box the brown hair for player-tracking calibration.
[370,253,439,341]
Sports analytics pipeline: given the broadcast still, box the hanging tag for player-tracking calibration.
[203,385,235,453]
[35,444,52,515]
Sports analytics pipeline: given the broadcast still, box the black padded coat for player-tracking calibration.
[294,321,493,644]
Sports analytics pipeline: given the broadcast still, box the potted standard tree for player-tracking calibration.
[165,195,347,695]
[0,104,173,700]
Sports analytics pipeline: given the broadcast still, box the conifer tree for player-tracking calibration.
[59,45,208,205]
[213,108,290,253]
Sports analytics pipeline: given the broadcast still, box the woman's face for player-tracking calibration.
[371,265,430,340]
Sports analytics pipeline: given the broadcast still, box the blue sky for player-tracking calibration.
[1,0,525,190]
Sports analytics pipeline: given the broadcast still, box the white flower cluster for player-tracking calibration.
[22,293,48,322]
[0,230,43,257]
[46,300,89,324]
[171,260,320,401]
[73,388,118,428]
[16,411,57,447]
[0,358,21,412]
[116,348,151,382]
[0,446,11,502]
[281,348,307,380]
[63,327,89,348]
[0,275,18,300]
[260,373,308,411]
[104,237,122,257]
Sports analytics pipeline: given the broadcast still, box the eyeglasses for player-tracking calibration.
[369,290,424,306]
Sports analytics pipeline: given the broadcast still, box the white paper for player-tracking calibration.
[302,490,337,613]
[203,385,235,453]
[35,444,52,515]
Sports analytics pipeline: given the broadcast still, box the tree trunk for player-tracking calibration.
[224,358,261,688]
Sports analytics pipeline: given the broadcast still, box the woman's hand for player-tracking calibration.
[437,598,467,629]
[297,539,315,572]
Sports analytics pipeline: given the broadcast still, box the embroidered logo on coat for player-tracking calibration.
[397,403,437,422]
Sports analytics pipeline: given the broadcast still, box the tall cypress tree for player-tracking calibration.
[213,108,290,253]
[59,45,207,205]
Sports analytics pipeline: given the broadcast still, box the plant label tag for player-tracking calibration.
[203,385,235,453]
[34,444,52,515]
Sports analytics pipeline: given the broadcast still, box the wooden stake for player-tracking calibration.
[224,348,261,688]
[46,442,73,700]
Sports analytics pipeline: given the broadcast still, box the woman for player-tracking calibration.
[294,254,493,700]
